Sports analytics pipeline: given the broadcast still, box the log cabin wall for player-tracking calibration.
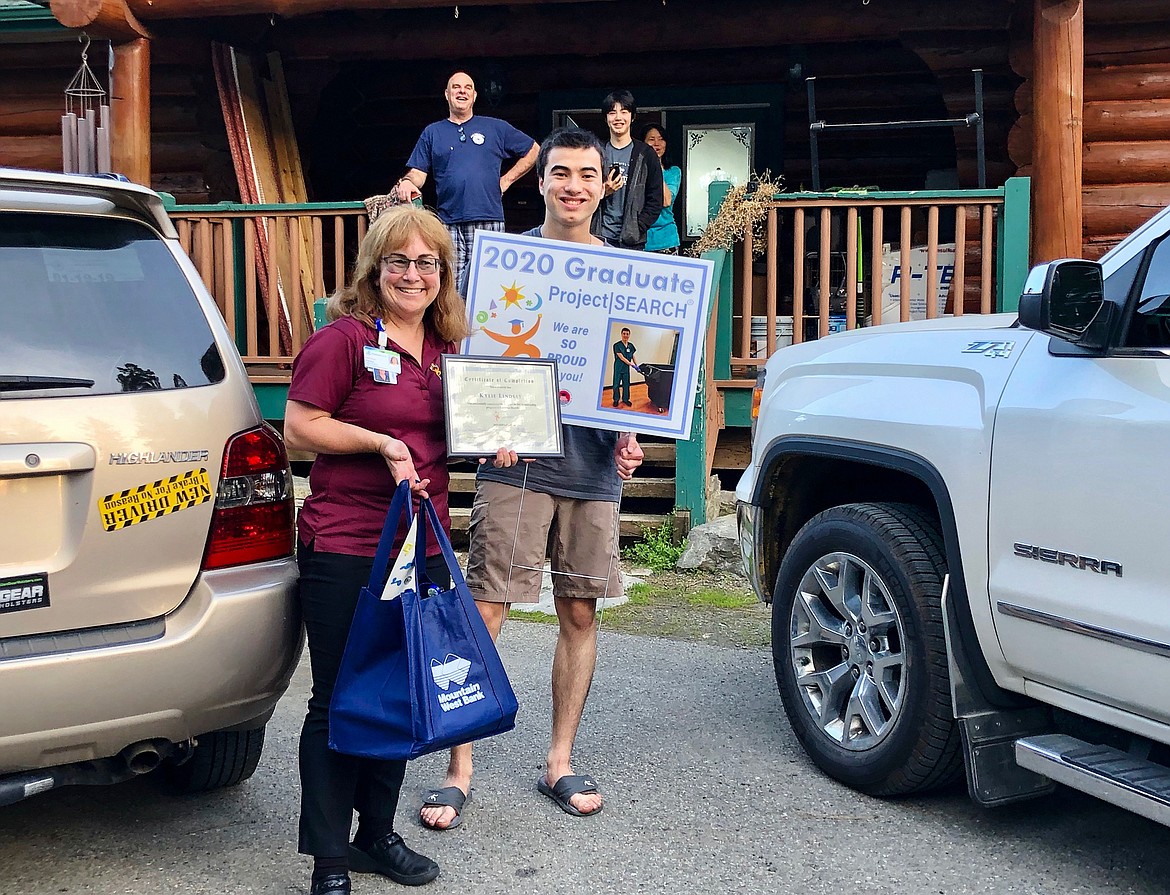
[5,1,1020,212]
[0,41,111,173]
[0,32,237,203]
[1010,0,1170,258]
[268,0,1021,214]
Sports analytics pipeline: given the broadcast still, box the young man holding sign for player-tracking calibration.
[420,128,643,829]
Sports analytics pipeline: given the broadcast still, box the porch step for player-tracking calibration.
[447,471,674,499]
[1015,734,1170,826]
[447,505,675,539]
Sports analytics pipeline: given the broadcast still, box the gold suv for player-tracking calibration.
[0,169,301,804]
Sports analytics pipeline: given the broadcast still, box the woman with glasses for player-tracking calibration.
[284,205,503,895]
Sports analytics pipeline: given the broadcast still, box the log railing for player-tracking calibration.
[719,179,1031,380]
[167,182,1030,394]
[167,201,368,381]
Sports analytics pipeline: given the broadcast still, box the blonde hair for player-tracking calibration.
[326,205,470,343]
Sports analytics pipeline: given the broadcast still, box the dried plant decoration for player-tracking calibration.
[687,172,786,258]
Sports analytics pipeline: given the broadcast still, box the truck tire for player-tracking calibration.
[772,502,962,795]
[167,726,266,794]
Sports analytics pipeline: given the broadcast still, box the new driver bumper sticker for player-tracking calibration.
[99,468,213,532]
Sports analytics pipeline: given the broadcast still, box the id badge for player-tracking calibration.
[364,345,401,384]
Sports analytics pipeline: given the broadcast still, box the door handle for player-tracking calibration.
[0,444,96,478]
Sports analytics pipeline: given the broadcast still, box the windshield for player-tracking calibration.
[0,212,225,397]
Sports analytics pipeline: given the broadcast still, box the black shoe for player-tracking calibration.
[349,832,439,886]
[309,874,350,895]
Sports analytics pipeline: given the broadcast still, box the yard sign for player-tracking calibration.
[462,231,714,439]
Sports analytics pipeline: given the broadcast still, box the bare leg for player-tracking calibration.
[544,595,602,815]
[420,599,509,829]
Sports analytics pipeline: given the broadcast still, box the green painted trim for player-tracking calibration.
[0,4,61,29]
[997,176,1031,313]
[169,200,365,213]
[674,248,728,528]
[675,395,708,527]
[723,389,753,428]
[253,383,289,421]
[314,298,329,330]
[231,219,248,348]
[714,247,733,379]
[705,184,735,380]
[774,189,1006,201]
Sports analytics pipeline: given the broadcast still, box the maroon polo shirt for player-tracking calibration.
[290,315,452,558]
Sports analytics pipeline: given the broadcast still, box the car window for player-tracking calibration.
[1122,235,1170,349]
[1104,252,1141,307]
[0,212,225,397]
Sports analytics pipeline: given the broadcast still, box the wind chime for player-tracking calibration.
[61,34,112,175]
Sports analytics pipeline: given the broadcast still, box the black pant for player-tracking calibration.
[296,541,451,857]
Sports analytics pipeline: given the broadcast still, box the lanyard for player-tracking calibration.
[375,317,388,349]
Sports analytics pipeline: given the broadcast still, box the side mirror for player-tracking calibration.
[1018,259,1113,350]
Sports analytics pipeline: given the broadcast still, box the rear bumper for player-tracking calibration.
[0,558,302,772]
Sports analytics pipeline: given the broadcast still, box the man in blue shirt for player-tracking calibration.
[395,71,539,297]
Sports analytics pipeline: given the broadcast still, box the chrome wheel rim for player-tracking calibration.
[789,552,907,750]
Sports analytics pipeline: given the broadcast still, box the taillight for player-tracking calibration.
[750,368,767,438]
[202,424,295,570]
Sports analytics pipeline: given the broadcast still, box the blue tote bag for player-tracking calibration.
[329,481,518,760]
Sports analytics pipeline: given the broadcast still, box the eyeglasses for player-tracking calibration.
[380,254,441,275]
[457,125,467,143]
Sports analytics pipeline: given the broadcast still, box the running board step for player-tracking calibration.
[1015,734,1170,827]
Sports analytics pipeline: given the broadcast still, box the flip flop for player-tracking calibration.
[419,785,467,830]
[537,774,603,817]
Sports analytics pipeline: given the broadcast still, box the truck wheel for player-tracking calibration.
[167,726,266,794]
[772,502,962,795]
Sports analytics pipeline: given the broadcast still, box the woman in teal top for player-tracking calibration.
[638,123,681,254]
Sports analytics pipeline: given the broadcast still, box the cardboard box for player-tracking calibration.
[869,243,955,325]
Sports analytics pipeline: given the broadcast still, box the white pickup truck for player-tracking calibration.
[736,207,1170,822]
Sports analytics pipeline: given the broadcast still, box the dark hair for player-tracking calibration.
[536,127,605,179]
[636,122,673,168]
[601,89,637,116]
[621,327,631,334]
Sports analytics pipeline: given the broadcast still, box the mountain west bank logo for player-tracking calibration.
[430,654,485,711]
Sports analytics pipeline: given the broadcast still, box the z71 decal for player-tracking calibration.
[99,468,212,532]
[963,340,1015,358]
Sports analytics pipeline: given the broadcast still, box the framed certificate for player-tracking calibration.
[441,355,564,458]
